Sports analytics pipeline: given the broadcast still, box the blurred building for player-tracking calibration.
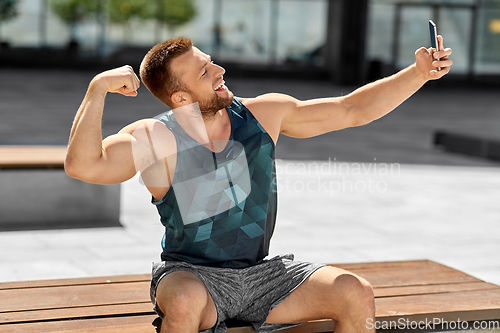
[0,0,499,83]
[0,0,327,64]
[368,0,500,80]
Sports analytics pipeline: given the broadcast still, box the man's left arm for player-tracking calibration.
[278,36,452,138]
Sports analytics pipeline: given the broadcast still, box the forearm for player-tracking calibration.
[65,78,108,175]
[280,40,451,137]
[345,63,427,126]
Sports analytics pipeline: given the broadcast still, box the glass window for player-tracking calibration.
[217,0,272,63]
[367,0,482,75]
[3,0,44,47]
[276,0,327,65]
[440,7,471,73]
[476,1,500,73]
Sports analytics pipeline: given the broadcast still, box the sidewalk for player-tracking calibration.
[0,161,499,284]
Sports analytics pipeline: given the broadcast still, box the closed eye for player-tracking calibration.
[201,61,214,77]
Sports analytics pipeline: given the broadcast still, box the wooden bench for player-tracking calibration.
[0,145,120,230]
[1,260,499,332]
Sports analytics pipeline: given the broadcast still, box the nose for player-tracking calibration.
[212,62,225,76]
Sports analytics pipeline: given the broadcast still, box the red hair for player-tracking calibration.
[140,37,193,108]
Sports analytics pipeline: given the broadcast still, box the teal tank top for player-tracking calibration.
[153,97,277,268]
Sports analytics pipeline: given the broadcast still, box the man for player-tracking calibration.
[65,36,452,333]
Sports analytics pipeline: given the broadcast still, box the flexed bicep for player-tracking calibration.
[66,66,142,182]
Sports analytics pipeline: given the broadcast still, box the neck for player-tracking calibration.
[172,104,226,145]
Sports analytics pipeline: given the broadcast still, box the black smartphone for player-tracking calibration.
[429,20,441,71]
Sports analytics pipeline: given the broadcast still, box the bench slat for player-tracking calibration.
[0,146,66,169]
[263,320,334,333]
[376,289,500,322]
[0,314,157,333]
[333,259,445,271]
[0,274,151,291]
[0,316,335,333]
[0,302,153,325]
[335,259,474,276]
[333,260,480,288]
[0,281,151,313]
[374,281,499,298]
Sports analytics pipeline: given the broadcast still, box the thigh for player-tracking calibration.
[156,270,218,331]
[265,265,372,324]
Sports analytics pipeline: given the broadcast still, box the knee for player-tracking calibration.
[167,287,208,312]
[156,274,209,320]
[334,273,374,312]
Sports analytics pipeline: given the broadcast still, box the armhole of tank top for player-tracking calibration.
[236,99,276,149]
[151,116,180,206]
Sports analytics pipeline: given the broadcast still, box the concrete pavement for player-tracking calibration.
[0,161,499,284]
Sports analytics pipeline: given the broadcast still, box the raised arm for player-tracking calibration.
[253,36,452,139]
[65,66,143,184]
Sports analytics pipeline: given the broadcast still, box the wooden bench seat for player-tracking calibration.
[0,145,120,230]
[1,260,499,332]
[0,145,68,170]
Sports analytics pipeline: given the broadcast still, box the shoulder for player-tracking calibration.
[118,118,167,135]
[118,118,173,140]
[235,94,299,144]
[118,118,176,153]
[240,93,299,111]
[238,93,299,121]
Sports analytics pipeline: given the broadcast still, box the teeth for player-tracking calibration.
[214,81,225,91]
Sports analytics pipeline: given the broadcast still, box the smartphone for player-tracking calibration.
[429,20,441,71]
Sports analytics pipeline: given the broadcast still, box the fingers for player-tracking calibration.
[414,34,452,80]
[437,35,444,51]
[415,46,429,56]
[430,65,450,79]
[433,47,452,60]
[430,35,452,74]
[128,65,141,91]
[433,58,453,68]
[117,85,139,97]
[97,65,141,96]
[414,44,452,80]
[433,35,452,59]
[122,65,140,92]
[120,87,138,97]
[415,47,433,65]
[117,65,140,97]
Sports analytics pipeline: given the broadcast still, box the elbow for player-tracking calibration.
[64,156,80,180]
[64,145,103,181]
[64,154,94,181]
[352,116,374,128]
[341,98,372,128]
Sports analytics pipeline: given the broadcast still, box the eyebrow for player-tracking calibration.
[199,55,212,76]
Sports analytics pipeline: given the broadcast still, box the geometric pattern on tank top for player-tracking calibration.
[153,97,277,268]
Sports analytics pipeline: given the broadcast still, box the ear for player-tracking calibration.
[170,91,191,108]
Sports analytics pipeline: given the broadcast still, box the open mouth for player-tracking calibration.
[214,80,227,92]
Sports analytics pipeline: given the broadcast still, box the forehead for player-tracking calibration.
[171,46,207,80]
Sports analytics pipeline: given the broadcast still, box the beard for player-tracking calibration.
[190,88,234,119]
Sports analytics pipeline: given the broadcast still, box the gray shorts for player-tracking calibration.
[150,254,326,333]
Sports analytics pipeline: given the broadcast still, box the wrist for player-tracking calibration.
[89,75,110,96]
[410,62,428,85]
